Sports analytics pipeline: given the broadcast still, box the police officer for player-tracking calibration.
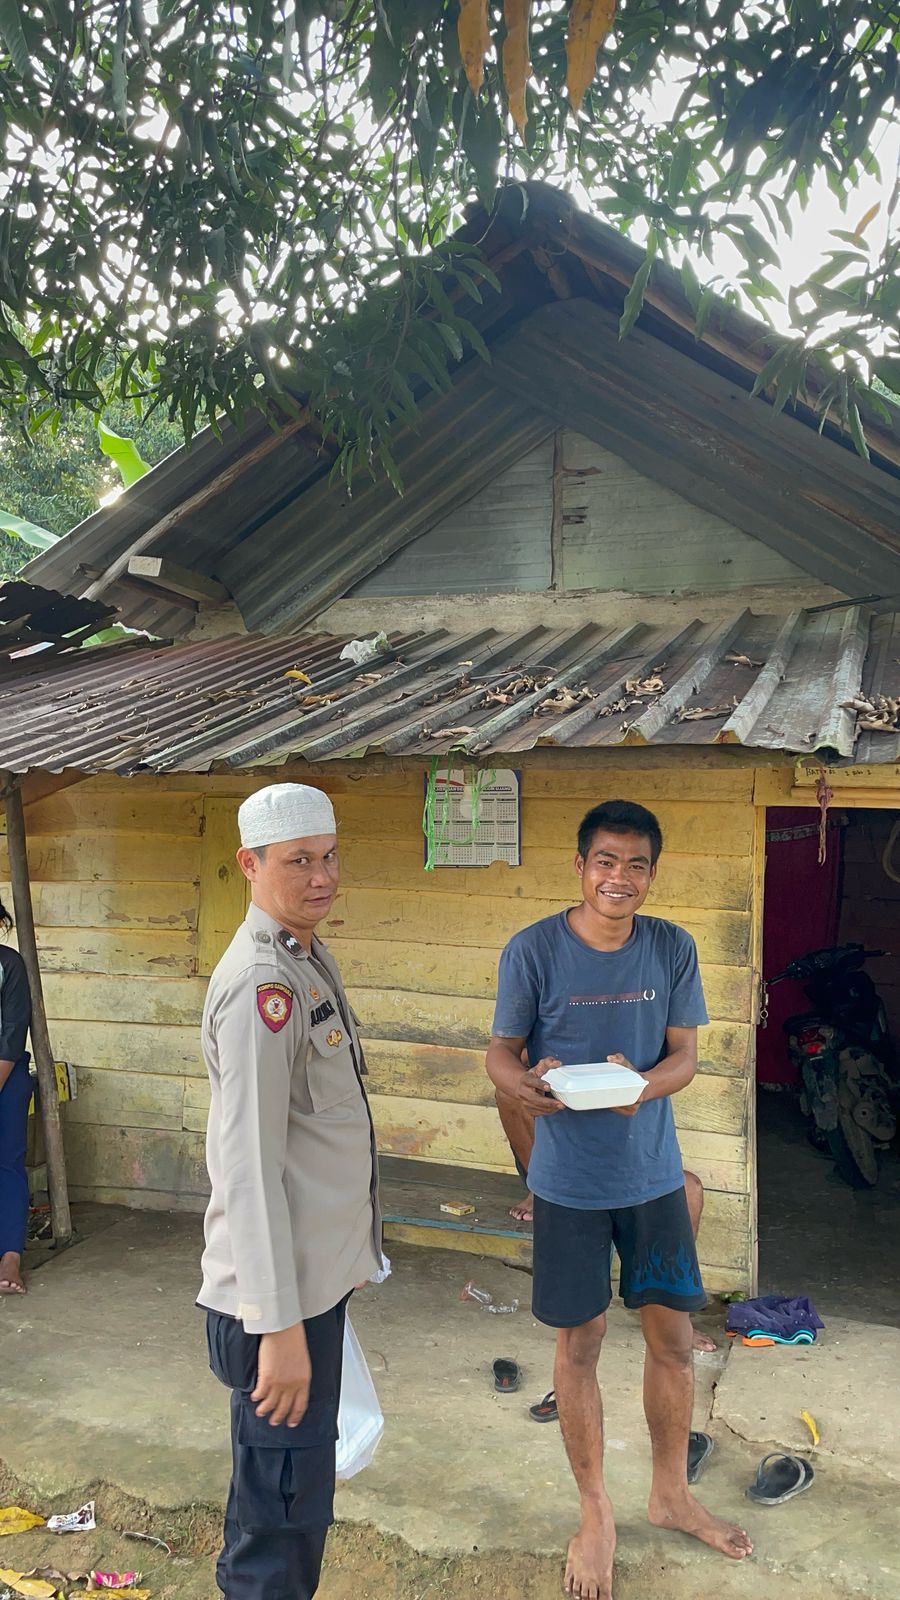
[199,783,381,1600]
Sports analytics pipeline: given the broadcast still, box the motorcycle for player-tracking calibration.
[766,944,897,1189]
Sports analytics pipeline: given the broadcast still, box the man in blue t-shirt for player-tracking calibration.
[486,800,752,1600]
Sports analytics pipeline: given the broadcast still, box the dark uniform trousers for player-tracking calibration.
[206,1297,348,1600]
[0,1056,32,1258]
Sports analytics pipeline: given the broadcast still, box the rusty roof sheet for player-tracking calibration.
[1,607,898,777]
[0,580,118,670]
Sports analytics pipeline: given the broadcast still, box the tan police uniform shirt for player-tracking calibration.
[199,901,382,1335]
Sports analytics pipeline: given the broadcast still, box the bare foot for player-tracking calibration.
[510,1192,534,1223]
[0,1252,25,1295]
[648,1491,753,1560]
[691,1328,717,1353]
[564,1497,616,1600]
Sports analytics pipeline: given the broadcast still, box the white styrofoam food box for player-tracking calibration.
[542,1062,646,1111]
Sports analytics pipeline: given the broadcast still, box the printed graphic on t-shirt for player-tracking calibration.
[570,989,657,1006]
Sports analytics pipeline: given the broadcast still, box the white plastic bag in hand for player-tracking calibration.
[336,1317,384,1480]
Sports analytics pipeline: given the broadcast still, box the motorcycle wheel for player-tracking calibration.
[806,1125,831,1156]
[827,1110,878,1189]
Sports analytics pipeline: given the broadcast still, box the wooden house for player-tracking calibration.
[8,185,900,1293]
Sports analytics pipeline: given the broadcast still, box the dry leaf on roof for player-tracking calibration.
[354,673,383,685]
[299,687,350,707]
[539,685,596,713]
[428,726,474,739]
[676,702,735,722]
[481,674,542,706]
[725,652,763,669]
[842,694,900,730]
[624,675,664,696]
[284,670,312,684]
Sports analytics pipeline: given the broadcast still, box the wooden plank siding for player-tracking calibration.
[1,765,766,1289]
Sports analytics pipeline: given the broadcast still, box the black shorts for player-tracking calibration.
[532,1186,707,1326]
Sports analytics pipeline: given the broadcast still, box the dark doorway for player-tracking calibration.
[756,808,900,1327]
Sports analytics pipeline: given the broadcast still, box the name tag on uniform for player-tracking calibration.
[310,999,336,1028]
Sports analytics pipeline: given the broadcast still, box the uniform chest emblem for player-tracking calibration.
[257,982,294,1032]
[309,986,320,1001]
[325,1028,343,1048]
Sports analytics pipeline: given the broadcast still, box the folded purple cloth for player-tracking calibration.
[725,1295,824,1339]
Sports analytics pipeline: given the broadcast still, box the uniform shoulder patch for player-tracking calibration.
[257,982,294,1032]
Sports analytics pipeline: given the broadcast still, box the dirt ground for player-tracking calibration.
[4,1215,900,1600]
[0,1455,889,1600]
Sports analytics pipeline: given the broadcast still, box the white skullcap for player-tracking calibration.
[238,783,337,849]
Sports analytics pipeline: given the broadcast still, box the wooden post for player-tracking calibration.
[2,777,72,1244]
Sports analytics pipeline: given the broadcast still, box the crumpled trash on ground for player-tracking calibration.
[89,1574,141,1590]
[339,632,389,666]
[0,1512,44,1539]
[46,1504,96,1535]
[460,1280,519,1314]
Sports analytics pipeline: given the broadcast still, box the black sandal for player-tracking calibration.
[492,1358,521,1393]
[687,1430,715,1483]
[528,1389,558,1422]
[746,1452,814,1505]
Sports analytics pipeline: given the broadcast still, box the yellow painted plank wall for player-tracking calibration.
[2,763,764,1288]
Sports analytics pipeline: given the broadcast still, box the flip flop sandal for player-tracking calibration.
[528,1390,558,1423]
[492,1358,521,1393]
[687,1430,715,1483]
[746,1452,814,1506]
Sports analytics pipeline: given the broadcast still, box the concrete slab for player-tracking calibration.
[1,1210,230,1506]
[713,1318,900,1483]
[1,1209,898,1600]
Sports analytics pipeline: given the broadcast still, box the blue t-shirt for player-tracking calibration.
[492,911,708,1210]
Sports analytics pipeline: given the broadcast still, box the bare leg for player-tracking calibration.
[642,1304,752,1559]
[495,1088,535,1221]
[683,1173,716,1352]
[0,1251,25,1294]
[554,1316,616,1600]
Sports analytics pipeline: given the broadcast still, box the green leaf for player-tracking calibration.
[0,0,30,77]
[751,342,796,400]
[97,419,151,487]
[619,245,656,340]
[461,96,502,210]
[848,399,870,462]
[694,284,717,342]
[436,321,463,361]
[0,509,60,549]
[681,256,702,314]
[667,138,693,202]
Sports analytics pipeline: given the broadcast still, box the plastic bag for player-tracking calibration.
[336,1318,384,1480]
[339,633,389,666]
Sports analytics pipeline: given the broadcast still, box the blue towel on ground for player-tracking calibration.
[725,1295,824,1341]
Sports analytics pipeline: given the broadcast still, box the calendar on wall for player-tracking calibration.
[424,768,521,867]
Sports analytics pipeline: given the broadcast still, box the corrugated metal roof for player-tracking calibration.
[1,608,898,777]
[0,579,118,669]
[21,184,900,639]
